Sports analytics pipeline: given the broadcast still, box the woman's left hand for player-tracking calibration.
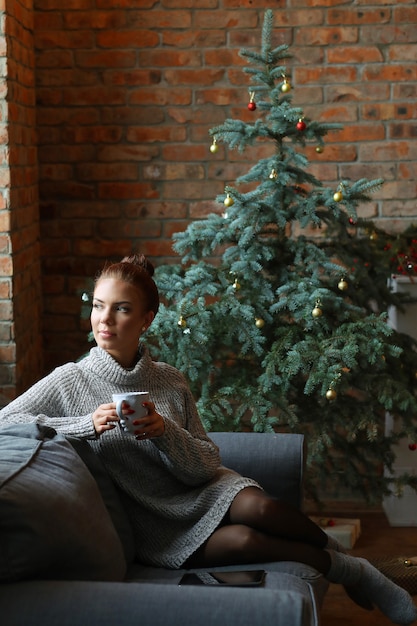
[133,401,165,440]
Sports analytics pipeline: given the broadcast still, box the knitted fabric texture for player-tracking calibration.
[0,346,259,568]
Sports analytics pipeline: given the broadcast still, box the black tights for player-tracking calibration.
[184,487,331,574]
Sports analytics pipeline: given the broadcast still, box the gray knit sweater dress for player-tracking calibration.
[0,345,260,568]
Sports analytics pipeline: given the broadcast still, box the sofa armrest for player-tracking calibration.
[0,580,310,626]
[209,432,305,509]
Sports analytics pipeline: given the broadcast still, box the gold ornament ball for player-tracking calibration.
[233,279,241,291]
[338,279,348,291]
[224,195,234,208]
[326,389,337,401]
[333,191,343,202]
[312,306,323,318]
[255,317,265,328]
[315,146,324,154]
[210,142,218,154]
[281,81,291,93]
[177,316,187,328]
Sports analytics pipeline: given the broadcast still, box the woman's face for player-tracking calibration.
[91,277,154,368]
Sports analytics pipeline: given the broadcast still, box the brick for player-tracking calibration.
[97,0,157,7]
[195,88,243,106]
[163,180,224,200]
[390,124,417,139]
[0,345,16,363]
[326,83,390,102]
[328,8,391,25]
[363,65,417,82]
[75,50,137,68]
[126,125,186,143]
[162,144,208,162]
[0,256,13,276]
[360,24,417,45]
[359,141,417,162]
[295,27,358,46]
[378,181,416,202]
[339,163,396,183]
[139,50,202,67]
[35,30,95,50]
[63,11,127,30]
[104,70,162,87]
[97,144,160,162]
[328,123,385,143]
[388,45,417,62]
[205,49,245,67]
[190,200,221,219]
[165,68,225,86]
[76,162,138,181]
[163,30,226,48]
[362,103,415,121]
[394,6,417,24]
[307,144,357,162]
[270,8,324,27]
[0,279,11,298]
[327,46,383,64]
[96,30,159,49]
[125,201,188,220]
[98,219,162,239]
[143,163,205,181]
[130,87,192,106]
[398,162,417,181]
[163,0,216,6]
[295,66,357,84]
[167,106,225,126]
[98,182,159,200]
[128,10,193,29]
[382,202,417,219]
[193,11,258,30]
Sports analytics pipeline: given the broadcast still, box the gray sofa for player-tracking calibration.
[0,427,328,626]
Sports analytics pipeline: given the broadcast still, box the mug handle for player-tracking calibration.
[116,399,126,421]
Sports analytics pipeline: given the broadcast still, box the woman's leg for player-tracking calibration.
[227,487,329,547]
[185,521,331,572]
[185,487,331,571]
[184,488,417,625]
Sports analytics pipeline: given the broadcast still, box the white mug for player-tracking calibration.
[112,391,149,435]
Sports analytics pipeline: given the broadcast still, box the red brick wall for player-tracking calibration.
[31,1,417,376]
[0,0,42,405]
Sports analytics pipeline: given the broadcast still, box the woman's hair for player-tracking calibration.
[95,253,159,315]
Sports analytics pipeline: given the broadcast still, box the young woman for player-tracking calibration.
[0,254,415,626]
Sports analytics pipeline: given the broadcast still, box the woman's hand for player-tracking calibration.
[92,402,121,435]
[133,401,165,440]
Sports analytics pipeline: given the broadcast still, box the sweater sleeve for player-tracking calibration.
[152,378,222,486]
[0,365,97,438]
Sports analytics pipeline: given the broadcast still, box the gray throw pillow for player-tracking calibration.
[0,423,127,582]
[67,436,135,565]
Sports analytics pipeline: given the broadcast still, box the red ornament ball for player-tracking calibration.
[247,101,256,111]
[409,443,417,451]
[296,119,306,131]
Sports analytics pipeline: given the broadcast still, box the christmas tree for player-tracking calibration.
[144,10,417,503]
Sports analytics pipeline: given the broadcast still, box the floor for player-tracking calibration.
[319,511,417,626]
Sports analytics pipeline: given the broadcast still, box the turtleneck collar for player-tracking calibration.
[85,344,152,387]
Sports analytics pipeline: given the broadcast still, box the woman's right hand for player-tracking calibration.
[92,402,121,435]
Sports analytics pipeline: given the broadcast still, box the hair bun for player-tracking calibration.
[121,253,155,277]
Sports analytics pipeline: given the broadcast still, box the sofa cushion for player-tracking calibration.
[0,423,126,582]
[67,436,135,565]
